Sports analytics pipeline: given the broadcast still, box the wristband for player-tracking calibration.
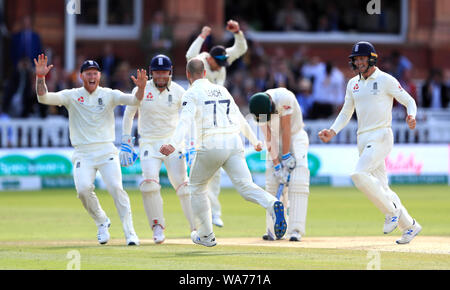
[282,152,292,160]
[36,74,46,78]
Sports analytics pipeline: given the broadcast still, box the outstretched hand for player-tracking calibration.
[34,54,54,77]
[131,69,148,89]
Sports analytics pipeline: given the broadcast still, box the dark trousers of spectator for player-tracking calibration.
[309,102,334,119]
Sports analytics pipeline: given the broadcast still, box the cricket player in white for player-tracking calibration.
[249,88,310,242]
[34,54,146,245]
[318,42,422,244]
[186,20,248,227]
[120,54,195,244]
[160,59,286,247]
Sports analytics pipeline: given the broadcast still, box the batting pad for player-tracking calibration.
[140,180,165,228]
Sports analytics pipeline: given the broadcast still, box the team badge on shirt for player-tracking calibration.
[371,82,379,95]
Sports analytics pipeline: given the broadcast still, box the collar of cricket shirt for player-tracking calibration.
[82,86,100,96]
[365,67,380,80]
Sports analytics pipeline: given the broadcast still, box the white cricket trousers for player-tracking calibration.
[265,130,310,236]
[72,142,136,236]
[189,134,277,237]
[351,128,414,231]
[139,140,194,230]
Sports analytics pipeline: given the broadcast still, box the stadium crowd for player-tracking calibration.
[0,9,449,122]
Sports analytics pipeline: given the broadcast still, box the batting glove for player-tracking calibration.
[119,135,138,167]
[281,152,296,172]
[273,163,288,184]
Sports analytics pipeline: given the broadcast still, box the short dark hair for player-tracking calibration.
[186,58,205,76]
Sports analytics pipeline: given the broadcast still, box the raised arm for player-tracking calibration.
[225,20,248,65]
[34,54,64,106]
[186,26,211,61]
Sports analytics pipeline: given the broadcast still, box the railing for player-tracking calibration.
[0,108,449,148]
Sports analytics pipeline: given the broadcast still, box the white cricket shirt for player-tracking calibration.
[186,31,248,86]
[170,78,258,150]
[122,80,186,142]
[37,86,140,146]
[265,87,305,137]
[330,67,417,135]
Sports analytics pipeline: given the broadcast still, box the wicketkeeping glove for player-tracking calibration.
[273,163,289,184]
[119,135,138,167]
[281,152,296,172]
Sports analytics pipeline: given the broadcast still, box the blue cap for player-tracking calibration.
[80,60,101,73]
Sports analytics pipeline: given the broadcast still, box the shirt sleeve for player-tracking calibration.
[122,87,139,136]
[186,36,204,61]
[277,90,296,117]
[225,31,248,65]
[37,89,69,107]
[330,82,355,134]
[386,75,417,118]
[112,89,140,106]
[169,91,197,150]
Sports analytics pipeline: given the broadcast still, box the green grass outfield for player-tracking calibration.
[0,185,449,270]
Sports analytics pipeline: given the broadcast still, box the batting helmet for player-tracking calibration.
[150,54,173,73]
[150,54,172,89]
[348,41,378,70]
[249,92,275,122]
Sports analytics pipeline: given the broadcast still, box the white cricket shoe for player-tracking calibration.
[383,207,402,234]
[191,231,217,247]
[289,231,302,242]
[126,232,140,246]
[97,218,111,245]
[396,220,422,244]
[153,224,165,244]
[212,215,224,227]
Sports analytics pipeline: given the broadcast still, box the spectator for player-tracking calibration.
[110,61,134,116]
[10,16,42,68]
[140,11,173,65]
[396,69,418,108]
[252,62,271,92]
[275,0,310,31]
[295,78,314,119]
[99,43,119,81]
[421,68,449,109]
[309,61,345,119]
[2,57,35,117]
[391,50,412,82]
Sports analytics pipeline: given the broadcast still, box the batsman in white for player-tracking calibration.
[34,54,147,245]
[318,41,422,244]
[186,19,248,227]
[249,89,310,242]
[159,59,286,247]
[120,54,195,244]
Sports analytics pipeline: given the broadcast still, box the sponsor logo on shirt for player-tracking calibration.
[283,105,291,110]
[353,83,359,92]
[77,96,84,104]
[145,92,154,101]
